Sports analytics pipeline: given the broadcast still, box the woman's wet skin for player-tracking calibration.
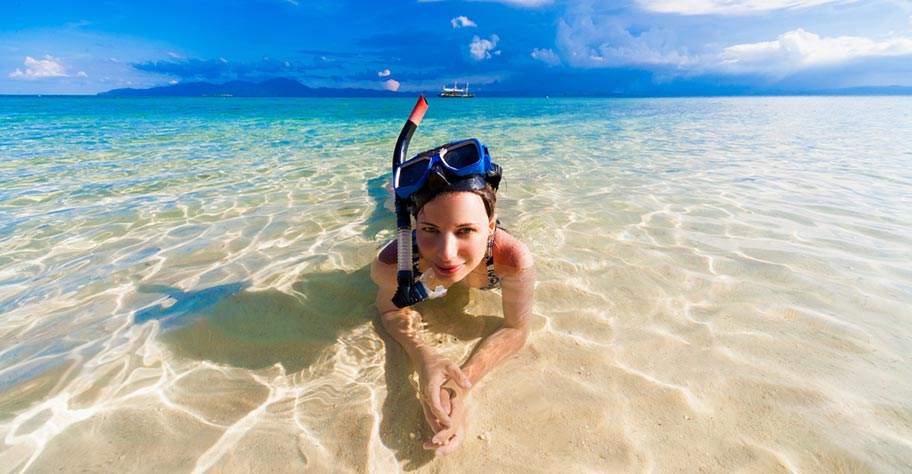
[415,192,495,287]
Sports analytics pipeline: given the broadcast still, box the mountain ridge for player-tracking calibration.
[99,78,405,97]
[97,78,912,98]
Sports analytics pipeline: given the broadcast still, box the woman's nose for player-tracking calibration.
[437,233,458,261]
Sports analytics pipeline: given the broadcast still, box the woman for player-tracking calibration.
[371,136,535,456]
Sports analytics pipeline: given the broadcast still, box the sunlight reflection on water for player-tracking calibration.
[1,96,911,473]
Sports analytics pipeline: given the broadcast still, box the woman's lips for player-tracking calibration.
[434,263,462,275]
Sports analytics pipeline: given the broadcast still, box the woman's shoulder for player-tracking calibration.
[493,228,533,271]
[371,240,400,289]
[376,239,398,266]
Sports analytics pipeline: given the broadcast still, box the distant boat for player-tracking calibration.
[438,82,475,98]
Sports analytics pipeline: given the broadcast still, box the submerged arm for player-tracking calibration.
[461,233,536,387]
[371,242,471,428]
[420,236,535,456]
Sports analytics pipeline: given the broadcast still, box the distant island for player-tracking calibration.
[97,78,912,98]
[99,78,406,98]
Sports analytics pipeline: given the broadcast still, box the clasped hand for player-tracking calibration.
[421,378,469,456]
[417,352,472,455]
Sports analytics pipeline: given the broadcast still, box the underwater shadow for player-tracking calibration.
[134,282,250,328]
[377,283,504,470]
[135,267,376,372]
[363,174,395,241]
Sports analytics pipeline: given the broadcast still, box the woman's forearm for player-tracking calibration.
[462,264,536,386]
[380,308,436,365]
[381,305,473,426]
[461,325,528,385]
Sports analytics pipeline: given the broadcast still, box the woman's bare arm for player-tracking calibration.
[460,230,536,386]
[371,241,471,427]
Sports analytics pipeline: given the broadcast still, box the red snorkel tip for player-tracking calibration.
[408,94,429,126]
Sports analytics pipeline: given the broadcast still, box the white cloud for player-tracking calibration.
[383,79,400,91]
[470,35,501,60]
[378,69,391,77]
[8,55,69,79]
[451,16,478,28]
[636,0,852,16]
[76,71,88,77]
[531,48,562,66]
[717,29,912,74]
[557,19,694,68]
[167,51,186,59]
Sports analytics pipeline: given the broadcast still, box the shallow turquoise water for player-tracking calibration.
[1,96,910,473]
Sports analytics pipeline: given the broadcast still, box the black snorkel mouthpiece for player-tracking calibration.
[392,95,430,308]
[391,280,429,308]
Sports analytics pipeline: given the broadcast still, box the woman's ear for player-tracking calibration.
[489,214,497,235]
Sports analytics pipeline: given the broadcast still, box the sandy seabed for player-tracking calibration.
[2,96,911,473]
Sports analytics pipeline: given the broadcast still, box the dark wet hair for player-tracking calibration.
[412,182,497,219]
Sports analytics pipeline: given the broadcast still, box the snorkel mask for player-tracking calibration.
[395,138,501,199]
[390,95,502,308]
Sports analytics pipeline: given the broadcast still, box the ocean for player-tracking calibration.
[1,96,910,473]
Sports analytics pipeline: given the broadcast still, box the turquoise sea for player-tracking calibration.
[1,96,910,473]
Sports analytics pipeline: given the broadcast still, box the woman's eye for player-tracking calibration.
[421,226,438,233]
[457,228,476,235]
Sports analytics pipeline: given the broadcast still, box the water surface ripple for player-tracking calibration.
[1,96,910,473]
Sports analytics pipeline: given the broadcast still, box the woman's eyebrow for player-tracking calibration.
[417,219,480,228]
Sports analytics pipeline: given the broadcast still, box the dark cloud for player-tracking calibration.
[345,68,451,82]
[756,55,912,90]
[355,30,468,68]
[131,56,341,82]
[296,49,368,59]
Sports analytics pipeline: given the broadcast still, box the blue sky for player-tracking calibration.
[2,0,911,95]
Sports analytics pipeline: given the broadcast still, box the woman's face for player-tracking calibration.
[416,192,495,285]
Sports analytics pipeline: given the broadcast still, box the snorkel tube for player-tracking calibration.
[391,95,431,308]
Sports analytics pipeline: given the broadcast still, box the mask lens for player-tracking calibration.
[442,142,481,169]
[396,156,431,188]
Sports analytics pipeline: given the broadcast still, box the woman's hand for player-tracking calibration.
[417,351,472,428]
[422,380,469,456]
